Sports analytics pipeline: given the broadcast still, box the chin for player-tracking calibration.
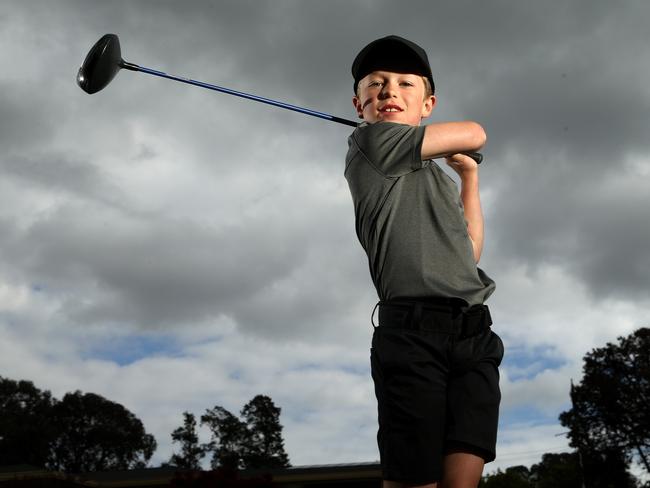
[379,115,406,124]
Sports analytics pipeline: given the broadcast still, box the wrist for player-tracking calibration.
[460,168,479,183]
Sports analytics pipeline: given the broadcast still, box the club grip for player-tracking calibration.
[444,152,482,164]
[465,152,483,164]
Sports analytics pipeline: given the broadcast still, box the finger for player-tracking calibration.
[447,153,475,165]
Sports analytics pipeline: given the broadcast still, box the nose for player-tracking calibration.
[378,81,397,99]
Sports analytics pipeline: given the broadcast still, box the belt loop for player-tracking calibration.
[460,304,492,339]
[371,301,381,329]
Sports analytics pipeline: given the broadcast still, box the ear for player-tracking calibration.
[421,95,436,118]
[352,96,364,119]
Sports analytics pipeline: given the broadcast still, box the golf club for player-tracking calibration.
[77,34,483,164]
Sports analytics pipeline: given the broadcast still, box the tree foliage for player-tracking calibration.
[560,327,650,477]
[479,454,585,488]
[581,448,637,488]
[478,451,639,488]
[201,406,249,470]
[47,391,157,472]
[169,412,207,470]
[0,377,156,472]
[0,377,57,467]
[479,466,533,488]
[240,395,290,469]
[201,395,290,471]
[529,452,582,488]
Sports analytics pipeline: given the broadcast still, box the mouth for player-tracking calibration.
[379,104,403,113]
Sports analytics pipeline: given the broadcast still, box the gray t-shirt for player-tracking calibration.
[344,121,495,306]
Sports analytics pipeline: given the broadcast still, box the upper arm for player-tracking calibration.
[420,121,487,160]
[352,123,426,177]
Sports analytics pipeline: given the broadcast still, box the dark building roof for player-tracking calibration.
[0,463,382,488]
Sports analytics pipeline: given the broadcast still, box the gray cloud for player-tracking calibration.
[2,203,306,326]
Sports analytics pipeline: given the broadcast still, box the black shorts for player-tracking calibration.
[370,299,504,484]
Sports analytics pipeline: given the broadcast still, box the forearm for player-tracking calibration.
[421,121,486,160]
[460,171,484,262]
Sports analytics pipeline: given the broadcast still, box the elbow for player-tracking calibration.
[468,122,487,151]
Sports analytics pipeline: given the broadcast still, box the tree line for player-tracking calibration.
[479,451,640,488]
[0,378,289,473]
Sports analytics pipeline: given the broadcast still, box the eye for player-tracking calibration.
[400,81,415,87]
[368,80,383,87]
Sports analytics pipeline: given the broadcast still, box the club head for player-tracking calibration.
[77,34,124,94]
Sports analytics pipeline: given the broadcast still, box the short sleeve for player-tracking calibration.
[349,122,426,178]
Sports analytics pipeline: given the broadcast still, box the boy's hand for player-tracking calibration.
[445,153,479,178]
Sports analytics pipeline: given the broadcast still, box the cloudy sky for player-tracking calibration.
[1,0,649,474]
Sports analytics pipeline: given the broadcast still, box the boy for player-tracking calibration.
[344,36,504,488]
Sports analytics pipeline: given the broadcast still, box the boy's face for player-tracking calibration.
[353,71,436,126]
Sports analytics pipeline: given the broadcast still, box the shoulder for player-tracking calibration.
[347,122,426,178]
[350,122,425,158]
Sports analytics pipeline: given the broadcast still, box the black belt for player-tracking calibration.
[374,298,492,340]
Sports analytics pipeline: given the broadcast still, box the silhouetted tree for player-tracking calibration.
[48,391,156,472]
[201,396,290,471]
[479,466,533,487]
[0,377,57,467]
[580,448,637,488]
[529,452,582,488]
[480,450,640,488]
[240,395,289,469]
[560,327,650,478]
[169,412,207,470]
[201,406,248,470]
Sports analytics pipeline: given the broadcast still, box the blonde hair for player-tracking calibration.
[422,77,434,98]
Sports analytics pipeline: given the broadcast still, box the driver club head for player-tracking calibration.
[77,34,125,94]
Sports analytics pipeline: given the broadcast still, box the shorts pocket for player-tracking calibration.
[451,328,503,372]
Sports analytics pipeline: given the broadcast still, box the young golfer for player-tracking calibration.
[344,36,504,488]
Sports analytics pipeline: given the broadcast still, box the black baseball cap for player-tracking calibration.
[351,35,435,94]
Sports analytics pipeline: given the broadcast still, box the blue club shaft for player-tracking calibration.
[120,61,359,127]
[118,60,482,164]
